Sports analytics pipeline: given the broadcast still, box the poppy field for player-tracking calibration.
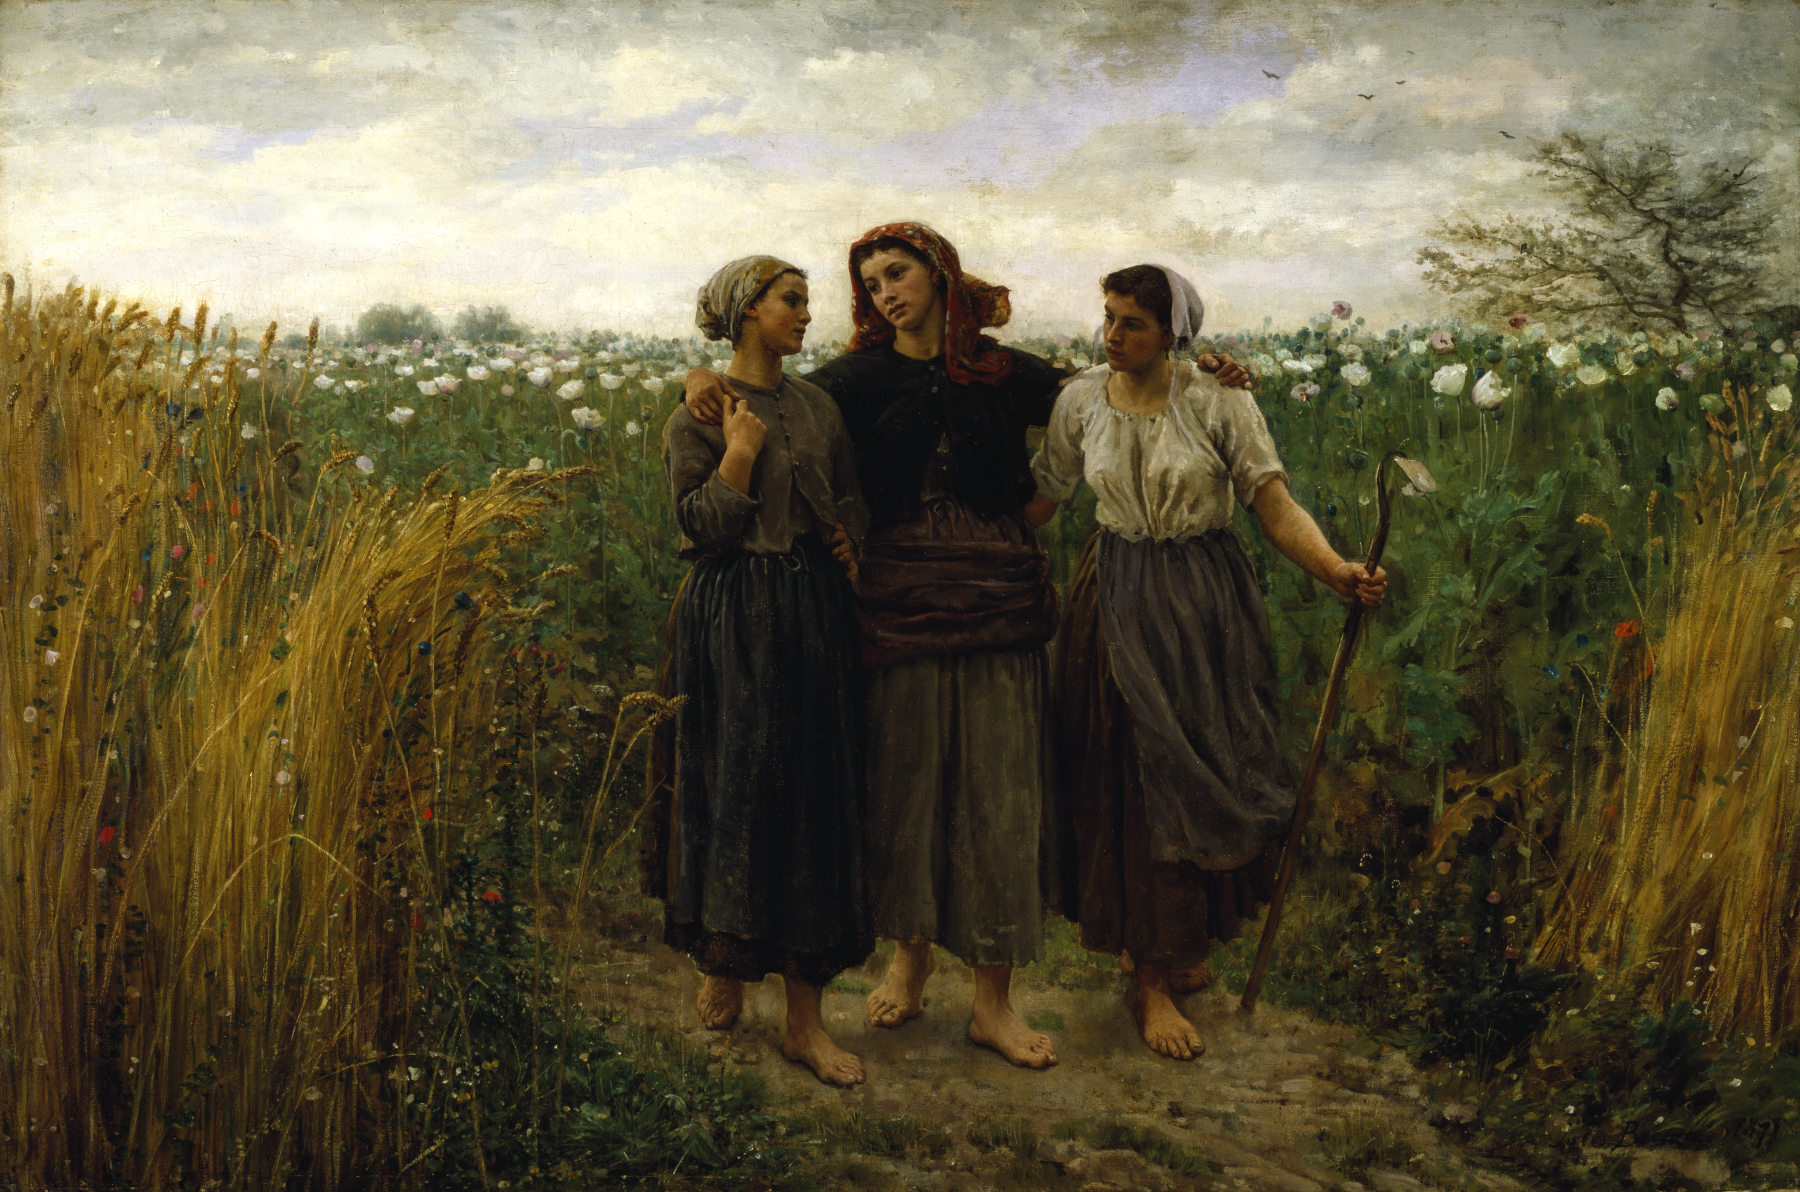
[6,278,1800,1189]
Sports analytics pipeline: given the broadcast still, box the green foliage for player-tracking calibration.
[453,304,526,345]
[356,301,445,345]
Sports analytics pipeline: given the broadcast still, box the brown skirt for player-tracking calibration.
[1055,529,1278,968]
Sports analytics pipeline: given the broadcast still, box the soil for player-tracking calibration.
[548,905,1539,1192]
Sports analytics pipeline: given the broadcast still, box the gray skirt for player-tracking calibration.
[1095,528,1295,865]
[861,497,1070,968]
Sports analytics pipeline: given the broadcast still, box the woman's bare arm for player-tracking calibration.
[1249,477,1386,606]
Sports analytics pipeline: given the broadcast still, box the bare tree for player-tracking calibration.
[1418,133,1772,333]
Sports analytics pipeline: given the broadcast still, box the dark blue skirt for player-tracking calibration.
[662,533,871,985]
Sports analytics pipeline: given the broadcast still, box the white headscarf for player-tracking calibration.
[1093,265,1207,404]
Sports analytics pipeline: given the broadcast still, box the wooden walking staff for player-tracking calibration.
[1240,452,1438,1014]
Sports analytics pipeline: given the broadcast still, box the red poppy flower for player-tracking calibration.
[98,826,114,845]
[206,554,216,566]
[409,913,424,932]
[481,891,501,903]
[1508,315,1530,330]
[1504,946,1520,959]
[1601,805,1619,821]
[1486,891,1502,904]
[229,501,241,518]
[1615,620,1641,639]
[421,807,432,821]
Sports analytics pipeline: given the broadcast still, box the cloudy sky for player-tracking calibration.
[2,0,1795,342]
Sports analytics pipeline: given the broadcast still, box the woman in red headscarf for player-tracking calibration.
[682,223,1250,1069]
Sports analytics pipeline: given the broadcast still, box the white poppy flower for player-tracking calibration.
[625,420,642,437]
[570,407,605,431]
[1340,343,1363,361]
[355,455,375,474]
[599,374,625,390]
[1430,363,1468,396]
[1615,349,1638,376]
[388,407,416,426]
[554,358,579,373]
[1341,363,1371,388]
[526,457,545,472]
[1773,340,1788,354]
[241,422,258,439]
[1546,343,1581,369]
[1471,370,1509,410]
[500,384,515,397]
[314,375,334,390]
[466,365,491,382]
[435,375,460,394]
[1655,387,1678,411]
[422,358,438,368]
[1575,364,1609,386]
[641,376,666,395]
[1301,353,1327,371]
[344,379,364,391]
[245,368,261,380]
[1282,359,1311,374]
[416,380,439,396]
[1409,339,1428,355]
[1783,354,1798,369]
[623,362,642,376]
[527,367,553,388]
[487,358,515,373]
[395,364,415,377]
[557,380,584,401]
[43,649,59,666]
[1768,384,1794,412]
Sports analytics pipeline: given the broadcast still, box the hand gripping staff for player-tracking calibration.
[1240,452,1438,1014]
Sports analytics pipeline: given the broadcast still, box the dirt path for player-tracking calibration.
[554,911,1532,1192]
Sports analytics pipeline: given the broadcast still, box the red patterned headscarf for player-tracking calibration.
[847,221,1014,387]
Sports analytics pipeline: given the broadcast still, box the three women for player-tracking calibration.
[656,231,1379,1083]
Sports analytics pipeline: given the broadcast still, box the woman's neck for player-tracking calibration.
[724,340,784,389]
[892,317,947,362]
[1106,355,1176,414]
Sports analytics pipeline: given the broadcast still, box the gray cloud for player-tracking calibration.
[1,0,1793,339]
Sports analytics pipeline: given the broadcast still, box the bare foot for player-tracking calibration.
[1134,970,1205,1061]
[968,1003,1058,1068]
[697,976,743,1030]
[867,942,935,1028]
[1120,952,1213,994]
[783,1023,866,1086]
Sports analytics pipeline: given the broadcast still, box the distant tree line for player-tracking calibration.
[348,303,528,346]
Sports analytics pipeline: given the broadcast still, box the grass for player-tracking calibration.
[1051,1116,1215,1178]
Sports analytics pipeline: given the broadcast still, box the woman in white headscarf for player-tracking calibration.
[1026,265,1386,1061]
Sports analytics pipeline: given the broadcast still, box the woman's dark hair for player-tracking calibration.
[851,237,942,292]
[1100,265,1173,330]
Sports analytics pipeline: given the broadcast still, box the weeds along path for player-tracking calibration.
[548,904,1530,1192]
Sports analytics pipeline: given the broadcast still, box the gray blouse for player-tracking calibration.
[1031,361,1287,541]
[662,373,868,558]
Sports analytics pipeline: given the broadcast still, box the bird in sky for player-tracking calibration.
[1499,130,1516,139]
[1357,93,1375,100]
[1396,80,1406,84]
[1262,69,1280,79]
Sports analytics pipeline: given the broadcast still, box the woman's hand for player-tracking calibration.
[717,399,765,494]
[1327,560,1388,608]
[830,522,859,582]
[1195,353,1255,390]
[684,367,738,426]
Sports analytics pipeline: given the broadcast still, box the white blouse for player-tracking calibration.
[1030,361,1287,542]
